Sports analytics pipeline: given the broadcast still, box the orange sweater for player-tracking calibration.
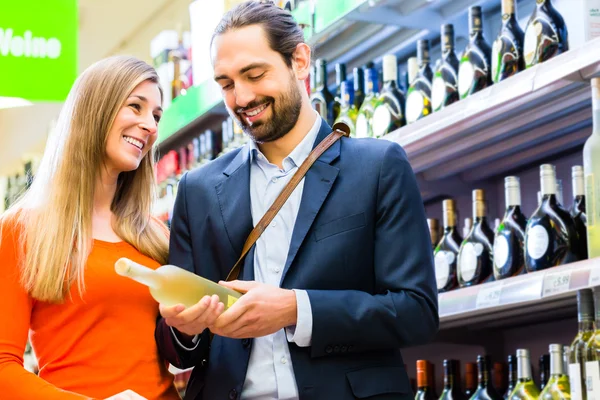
[0,218,180,400]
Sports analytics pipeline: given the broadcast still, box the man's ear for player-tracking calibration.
[292,43,311,81]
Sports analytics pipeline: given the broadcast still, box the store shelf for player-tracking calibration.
[439,257,600,331]
[384,37,600,183]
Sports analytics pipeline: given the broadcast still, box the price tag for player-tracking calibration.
[589,267,600,287]
[476,283,503,309]
[542,270,572,297]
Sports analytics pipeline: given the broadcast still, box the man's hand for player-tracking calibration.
[160,294,225,337]
[209,280,297,339]
[104,390,147,400]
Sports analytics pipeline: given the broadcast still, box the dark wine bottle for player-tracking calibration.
[428,218,441,251]
[432,24,460,112]
[458,189,495,287]
[525,164,579,272]
[332,63,347,122]
[440,359,467,400]
[504,355,517,400]
[310,59,335,124]
[415,360,437,400]
[471,355,503,400]
[494,176,528,280]
[465,362,478,398]
[458,6,492,99]
[571,165,588,260]
[406,40,433,124]
[493,362,507,396]
[491,0,525,83]
[372,54,406,138]
[539,354,550,391]
[435,199,463,293]
[523,0,569,68]
[353,67,366,110]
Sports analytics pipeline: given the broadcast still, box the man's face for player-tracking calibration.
[212,25,302,143]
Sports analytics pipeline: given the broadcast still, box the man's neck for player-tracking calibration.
[257,103,317,169]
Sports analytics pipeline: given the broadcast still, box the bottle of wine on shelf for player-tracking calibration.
[332,63,347,122]
[406,40,433,124]
[585,288,600,400]
[428,218,440,250]
[432,24,460,112]
[584,78,600,258]
[458,6,492,99]
[523,0,569,69]
[539,354,550,391]
[334,81,358,134]
[471,355,503,400]
[494,176,528,280]
[540,345,571,400]
[464,218,474,239]
[440,359,467,400]
[355,67,379,138]
[114,258,242,309]
[458,190,494,288]
[571,166,588,261]
[407,56,419,88]
[525,164,579,272]
[494,362,508,396]
[435,199,463,293]
[504,355,517,400]
[415,360,437,400]
[508,349,540,400]
[372,54,405,138]
[310,59,335,125]
[556,179,565,207]
[569,289,595,400]
[466,362,478,398]
[492,0,524,83]
[353,67,366,110]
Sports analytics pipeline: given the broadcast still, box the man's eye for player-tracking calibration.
[249,73,265,81]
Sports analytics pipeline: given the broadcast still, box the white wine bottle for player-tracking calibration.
[115,258,242,309]
[584,78,600,258]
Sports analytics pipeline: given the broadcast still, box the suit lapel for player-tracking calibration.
[215,147,254,270]
[281,122,341,283]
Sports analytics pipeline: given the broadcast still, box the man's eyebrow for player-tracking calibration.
[215,63,270,81]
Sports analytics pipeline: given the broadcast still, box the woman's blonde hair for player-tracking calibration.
[3,55,169,302]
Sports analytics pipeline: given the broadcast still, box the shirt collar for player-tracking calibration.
[248,111,322,172]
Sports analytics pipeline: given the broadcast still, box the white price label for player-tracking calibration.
[476,283,503,309]
[589,267,600,287]
[543,270,572,297]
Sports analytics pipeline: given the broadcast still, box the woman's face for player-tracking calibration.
[105,80,162,174]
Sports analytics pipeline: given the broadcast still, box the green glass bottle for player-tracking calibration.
[406,40,433,124]
[458,6,492,99]
[334,81,358,136]
[508,349,540,400]
[332,63,347,122]
[539,345,571,400]
[355,68,379,138]
[432,24,460,112]
[372,54,406,138]
[569,289,595,400]
[585,288,600,400]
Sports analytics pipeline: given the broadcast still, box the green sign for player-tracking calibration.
[0,0,78,102]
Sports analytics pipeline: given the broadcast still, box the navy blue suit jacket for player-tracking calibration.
[155,121,439,400]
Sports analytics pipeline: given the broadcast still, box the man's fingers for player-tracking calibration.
[159,303,186,319]
[218,279,258,293]
[212,300,246,330]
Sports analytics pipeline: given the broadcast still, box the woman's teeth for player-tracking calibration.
[123,136,143,149]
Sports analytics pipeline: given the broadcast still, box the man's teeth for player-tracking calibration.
[124,136,143,149]
[245,104,268,117]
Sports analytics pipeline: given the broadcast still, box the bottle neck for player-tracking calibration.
[117,260,160,289]
[594,93,600,134]
[505,185,521,208]
[417,46,430,68]
[541,174,557,196]
[550,351,564,376]
[441,31,455,58]
[578,295,595,332]
[316,63,328,90]
[517,354,533,382]
[502,0,516,20]
[473,200,486,219]
[354,71,364,93]
[469,15,484,40]
[335,67,346,87]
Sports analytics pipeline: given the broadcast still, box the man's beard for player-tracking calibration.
[232,76,302,144]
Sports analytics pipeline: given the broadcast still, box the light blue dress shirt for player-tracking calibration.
[241,114,321,400]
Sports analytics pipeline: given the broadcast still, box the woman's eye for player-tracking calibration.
[129,103,141,111]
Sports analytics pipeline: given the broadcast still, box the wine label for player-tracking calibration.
[434,250,454,289]
[493,235,510,270]
[227,295,237,308]
[372,104,392,138]
[458,60,475,97]
[527,224,549,259]
[585,361,600,399]
[492,35,519,83]
[524,17,559,67]
[459,242,478,282]
[356,114,369,138]
[406,90,425,124]
[431,75,446,112]
[570,363,583,400]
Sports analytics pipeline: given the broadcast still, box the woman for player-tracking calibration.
[0,56,180,400]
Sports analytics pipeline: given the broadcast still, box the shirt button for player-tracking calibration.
[273,267,281,273]
[271,177,278,183]
[271,221,277,227]
[280,356,287,364]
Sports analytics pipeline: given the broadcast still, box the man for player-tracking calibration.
[156,2,438,399]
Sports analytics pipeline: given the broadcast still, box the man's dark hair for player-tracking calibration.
[212,0,305,67]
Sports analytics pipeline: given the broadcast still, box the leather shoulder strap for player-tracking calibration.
[225,124,349,281]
